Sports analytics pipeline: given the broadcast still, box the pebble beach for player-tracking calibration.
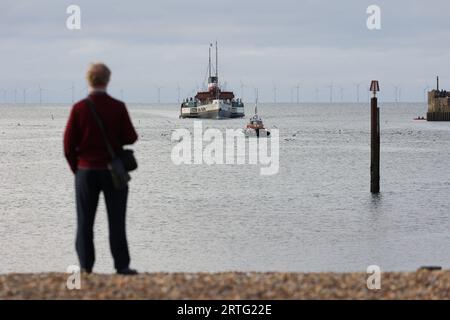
[0,270,449,300]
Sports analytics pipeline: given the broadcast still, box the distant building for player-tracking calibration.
[427,76,450,121]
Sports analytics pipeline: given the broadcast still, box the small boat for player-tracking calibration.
[243,101,271,138]
[414,116,426,121]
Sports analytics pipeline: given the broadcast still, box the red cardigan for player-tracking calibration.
[64,92,138,173]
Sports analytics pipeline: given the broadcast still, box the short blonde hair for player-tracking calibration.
[86,63,111,87]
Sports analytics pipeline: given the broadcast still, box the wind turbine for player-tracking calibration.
[222,81,228,91]
[70,84,75,103]
[176,83,181,103]
[22,88,27,105]
[339,86,344,102]
[273,85,277,103]
[394,85,399,104]
[295,84,300,104]
[240,81,245,102]
[327,84,333,103]
[354,82,362,103]
[66,85,79,103]
[187,84,197,99]
[38,85,44,105]
[0,89,6,103]
[156,86,162,103]
[315,88,319,103]
[423,85,430,103]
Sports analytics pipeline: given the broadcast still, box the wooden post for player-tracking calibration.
[370,81,380,193]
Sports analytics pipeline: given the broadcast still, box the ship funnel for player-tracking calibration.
[208,76,218,84]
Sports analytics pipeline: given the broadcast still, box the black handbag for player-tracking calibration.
[120,149,138,171]
[86,98,137,189]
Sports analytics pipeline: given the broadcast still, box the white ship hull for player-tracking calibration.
[181,100,244,119]
[243,128,271,138]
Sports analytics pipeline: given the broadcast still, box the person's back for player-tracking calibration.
[65,92,137,172]
[63,63,138,275]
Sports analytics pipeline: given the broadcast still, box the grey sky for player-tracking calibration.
[1,0,449,103]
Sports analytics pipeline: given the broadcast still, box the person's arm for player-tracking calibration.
[120,104,138,145]
[63,106,80,174]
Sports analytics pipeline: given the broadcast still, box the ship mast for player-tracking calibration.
[215,41,219,99]
[255,88,259,115]
[206,42,220,99]
[215,41,218,79]
[208,43,212,79]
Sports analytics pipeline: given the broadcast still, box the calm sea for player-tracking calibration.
[0,102,449,273]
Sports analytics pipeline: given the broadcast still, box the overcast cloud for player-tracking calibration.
[1,0,449,103]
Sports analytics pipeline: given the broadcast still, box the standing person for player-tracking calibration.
[64,63,138,275]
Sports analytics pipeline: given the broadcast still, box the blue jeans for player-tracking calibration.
[75,169,130,271]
